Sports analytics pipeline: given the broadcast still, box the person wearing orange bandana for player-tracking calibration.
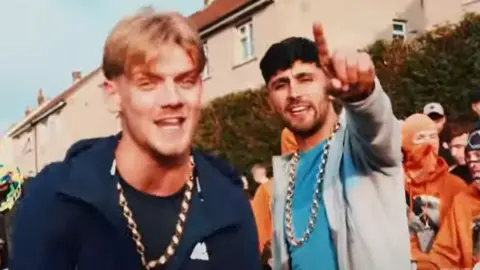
[426,126,480,269]
[402,114,467,265]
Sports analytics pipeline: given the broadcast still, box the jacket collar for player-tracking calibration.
[58,136,242,267]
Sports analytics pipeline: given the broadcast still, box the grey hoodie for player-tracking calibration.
[271,79,410,270]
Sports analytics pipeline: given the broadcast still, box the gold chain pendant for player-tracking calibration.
[116,156,195,270]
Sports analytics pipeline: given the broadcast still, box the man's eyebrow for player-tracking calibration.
[174,69,199,80]
[294,72,314,78]
[271,76,290,84]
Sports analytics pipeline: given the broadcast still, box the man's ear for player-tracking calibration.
[103,80,121,115]
[263,87,275,111]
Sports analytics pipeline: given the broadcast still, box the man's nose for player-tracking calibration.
[286,81,302,99]
[159,80,182,107]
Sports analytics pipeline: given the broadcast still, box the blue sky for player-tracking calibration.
[0,0,203,134]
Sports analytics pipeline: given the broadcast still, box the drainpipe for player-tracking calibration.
[33,125,38,175]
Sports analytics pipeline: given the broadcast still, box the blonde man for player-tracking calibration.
[11,10,260,270]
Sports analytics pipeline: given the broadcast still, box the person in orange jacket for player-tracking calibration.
[427,125,480,269]
[280,128,297,155]
[250,163,273,254]
[402,114,467,263]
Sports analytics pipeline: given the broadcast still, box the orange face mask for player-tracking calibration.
[402,114,439,173]
[404,144,437,173]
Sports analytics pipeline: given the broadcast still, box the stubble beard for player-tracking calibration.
[284,102,330,140]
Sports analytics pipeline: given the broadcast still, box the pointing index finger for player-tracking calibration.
[313,22,331,75]
[313,22,330,64]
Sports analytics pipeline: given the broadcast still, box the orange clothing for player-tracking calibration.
[428,185,480,269]
[251,180,273,253]
[405,157,467,260]
[402,114,468,259]
[280,128,297,155]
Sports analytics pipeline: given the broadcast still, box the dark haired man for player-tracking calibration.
[261,24,410,270]
[449,122,475,183]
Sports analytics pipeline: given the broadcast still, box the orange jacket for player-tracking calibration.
[402,114,468,259]
[251,181,273,253]
[406,157,467,260]
[427,185,480,269]
[280,128,297,155]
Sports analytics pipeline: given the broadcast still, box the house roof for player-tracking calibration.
[7,67,102,137]
[189,0,254,31]
[32,67,102,121]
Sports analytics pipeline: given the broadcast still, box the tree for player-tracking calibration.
[194,89,283,174]
[369,13,480,121]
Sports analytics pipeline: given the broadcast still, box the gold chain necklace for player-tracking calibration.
[116,156,195,270]
[285,123,340,247]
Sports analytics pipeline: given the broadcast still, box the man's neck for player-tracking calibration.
[257,177,269,184]
[115,134,191,197]
[295,107,338,152]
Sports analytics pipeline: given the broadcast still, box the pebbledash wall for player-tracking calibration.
[2,0,478,176]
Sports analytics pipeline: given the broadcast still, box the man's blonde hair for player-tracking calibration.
[102,10,205,80]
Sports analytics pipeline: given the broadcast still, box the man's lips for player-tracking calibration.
[154,117,186,129]
[286,104,310,116]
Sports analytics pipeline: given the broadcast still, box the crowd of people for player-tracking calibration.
[402,101,480,269]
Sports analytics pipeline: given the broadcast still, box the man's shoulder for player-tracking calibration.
[15,161,81,230]
[452,185,477,205]
[445,172,468,190]
[194,150,242,188]
[23,162,69,195]
[21,135,118,207]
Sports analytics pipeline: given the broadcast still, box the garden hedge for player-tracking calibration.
[195,13,480,173]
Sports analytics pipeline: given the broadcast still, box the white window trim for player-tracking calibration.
[392,20,407,39]
[462,0,480,6]
[235,20,255,65]
[202,42,210,80]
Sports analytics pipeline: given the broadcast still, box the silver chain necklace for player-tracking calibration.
[285,122,340,247]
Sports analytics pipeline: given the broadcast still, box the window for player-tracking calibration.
[392,20,407,40]
[202,42,210,79]
[236,20,254,63]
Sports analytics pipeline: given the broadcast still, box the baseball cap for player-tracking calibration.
[423,102,444,117]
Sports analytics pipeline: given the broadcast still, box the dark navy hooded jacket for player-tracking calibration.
[10,135,261,270]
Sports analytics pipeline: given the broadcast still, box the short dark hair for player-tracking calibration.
[259,37,320,83]
[449,122,476,142]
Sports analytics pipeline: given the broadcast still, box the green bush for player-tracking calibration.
[195,13,480,172]
[370,13,480,120]
[194,89,283,174]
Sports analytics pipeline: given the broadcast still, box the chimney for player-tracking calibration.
[37,89,45,106]
[139,5,155,13]
[204,0,215,6]
[72,71,82,83]
[25,107,31,117]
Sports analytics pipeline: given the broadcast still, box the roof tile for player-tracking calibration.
[189,0,252,31]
